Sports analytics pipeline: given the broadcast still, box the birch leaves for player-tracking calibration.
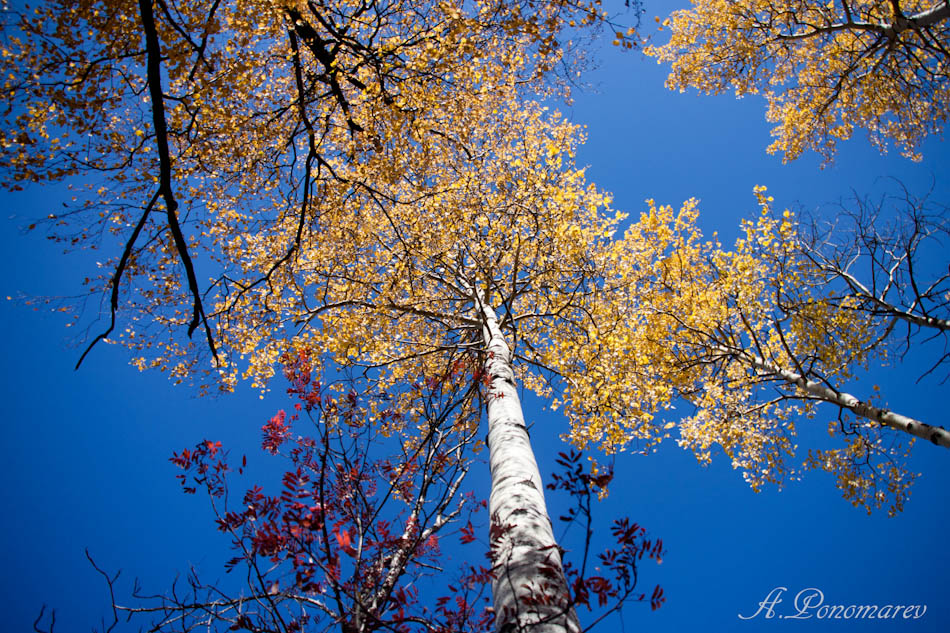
[647,0,950,162]
[221,82,620,398]
[568,189,927,516]
[0,0,605,383]
[4,0,941,523]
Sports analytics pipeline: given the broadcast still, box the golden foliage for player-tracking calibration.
[646,0,950,162]
[0,0,609,385]
[569,188,915,515]
[1,0,920,514]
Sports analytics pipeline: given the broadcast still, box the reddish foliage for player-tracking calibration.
[166,354,494,632]
[262,410,292,454]
[546,450,666,617]
[139,356,663,633]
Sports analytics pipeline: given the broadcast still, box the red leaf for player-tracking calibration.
[336,528,351,548]
[459,520,476,544]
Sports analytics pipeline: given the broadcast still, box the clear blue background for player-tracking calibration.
[2,4,948,632]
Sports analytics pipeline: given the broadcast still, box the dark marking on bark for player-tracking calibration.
[518,478,539,491]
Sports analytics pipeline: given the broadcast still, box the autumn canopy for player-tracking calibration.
[4,0,950,630]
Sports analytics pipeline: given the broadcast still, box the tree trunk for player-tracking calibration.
[480,303,581,633]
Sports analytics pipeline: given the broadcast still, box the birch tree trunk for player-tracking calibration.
[480,303,581,633]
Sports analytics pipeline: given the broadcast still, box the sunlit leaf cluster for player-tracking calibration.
[647,0,950,162]
[0,0,611,387]
[570,188,916,515]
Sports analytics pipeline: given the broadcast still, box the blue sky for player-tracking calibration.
[2,4,949,632]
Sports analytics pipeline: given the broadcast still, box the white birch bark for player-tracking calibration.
[745,352,950,449]
[820,265,950,332]
[479,302,581,633]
